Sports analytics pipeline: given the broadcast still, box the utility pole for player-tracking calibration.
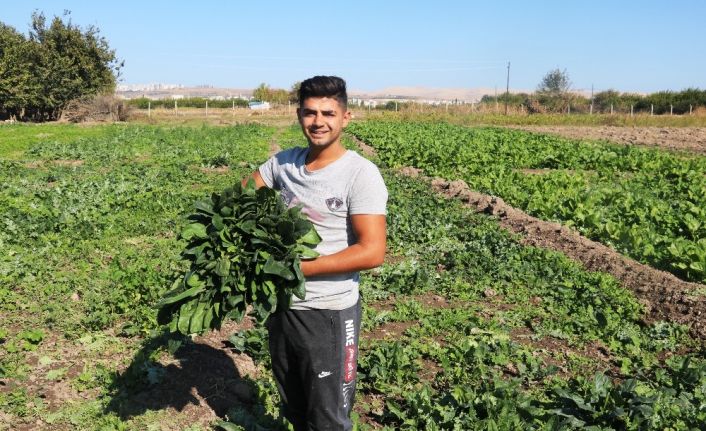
[505,61,510,115]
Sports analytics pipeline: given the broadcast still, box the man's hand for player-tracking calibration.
[300,214,386,277]
[242,170,267,189]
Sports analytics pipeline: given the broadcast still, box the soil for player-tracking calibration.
[1,320,259,430]
[269,128,283,156]
[509,327,619,380]
[104,319,259,427]
[51,160,84,167]
[507,125,706,156]
[415,291,453,309]
[23,160,85,169]
[364,321,417,341]
[429,177,706,340]
[98,318,261,430]
[197,165,230,174]
[348,134,706,341]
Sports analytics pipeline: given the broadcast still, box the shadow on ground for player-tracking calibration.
[103,332,286,429]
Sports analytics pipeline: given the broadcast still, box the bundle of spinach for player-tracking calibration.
[157,180,321,335]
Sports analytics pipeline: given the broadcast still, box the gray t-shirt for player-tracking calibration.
[259,147,388,310]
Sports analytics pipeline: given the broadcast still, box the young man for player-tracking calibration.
[243,76,387,430]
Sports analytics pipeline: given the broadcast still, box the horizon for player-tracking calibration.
[115,82,678,98]
[3,1,705,94]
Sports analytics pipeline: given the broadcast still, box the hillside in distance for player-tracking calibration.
[117,84,504,102]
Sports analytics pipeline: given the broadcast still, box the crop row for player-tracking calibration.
[220,172,704,430]
[355,174,704,429]
[347,121,706,283]
[213,126,705,429]
[2,123,703,430]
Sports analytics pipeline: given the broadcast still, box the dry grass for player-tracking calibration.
[128,105,706,128]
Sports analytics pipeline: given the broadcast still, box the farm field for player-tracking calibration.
[347,121,706,285]
[1,121,705,430]
[506,126,706,156]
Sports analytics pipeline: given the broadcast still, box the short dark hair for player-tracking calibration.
[298,76,347,108]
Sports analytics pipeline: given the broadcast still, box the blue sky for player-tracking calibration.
[2,1,705,93]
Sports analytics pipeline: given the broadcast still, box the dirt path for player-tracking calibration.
[268,127,283,156]
[506,125,706,156]
[349,134,706,341]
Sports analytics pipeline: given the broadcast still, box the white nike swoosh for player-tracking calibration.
[318,371,332,378]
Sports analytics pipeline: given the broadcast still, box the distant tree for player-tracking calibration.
[593,90,622,113]
[253,83,290,104]
[253,83,271,102]
[0,23,40,119]
[538,68,571,95]
[536,68,572,112]
[0,11,122,121]
[289,81,301,104]
[270,89,289,104]
[673,88,706,114]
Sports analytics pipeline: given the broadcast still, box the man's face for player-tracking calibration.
[297,97,351,149]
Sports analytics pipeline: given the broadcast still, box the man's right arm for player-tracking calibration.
[241,170,268,189]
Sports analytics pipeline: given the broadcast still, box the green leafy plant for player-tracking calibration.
[228,327,270,364]
[157,180,321,335]
[348,121,706,283]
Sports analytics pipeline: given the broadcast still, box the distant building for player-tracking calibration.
[249,101,271,110]
[116,83,183,92]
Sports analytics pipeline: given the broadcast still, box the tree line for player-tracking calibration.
[0,12,121,121]
[252,82,300,104]
[126,82,301,109]
[126,97,250,109]
[482,88,706,115]
[482,69,706,115]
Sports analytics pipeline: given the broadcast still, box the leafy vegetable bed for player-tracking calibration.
[348,121,706,283]
[351,174,706,430]
[2,123,703,430]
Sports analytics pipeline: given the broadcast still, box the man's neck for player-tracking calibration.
[306,141,346,171]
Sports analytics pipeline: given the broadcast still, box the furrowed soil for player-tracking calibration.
[429,177,706,340]
[350,135,706,341]
[507,125,706,155]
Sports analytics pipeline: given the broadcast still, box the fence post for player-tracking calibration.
[610,104,613,115]
[590,103,593,115]
[651,104,654,116]
[670,104,673,116]
[148,101,151,118]
[175,100,178,116]
[395,101,398,112]
[630,105,633,117]
[206,101,208,117]
[690,104,693,115]
[567,104,570,115]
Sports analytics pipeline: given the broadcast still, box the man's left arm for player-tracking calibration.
[300,214,386,277]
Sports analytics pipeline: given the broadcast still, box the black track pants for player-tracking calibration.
[266,299,361,431]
